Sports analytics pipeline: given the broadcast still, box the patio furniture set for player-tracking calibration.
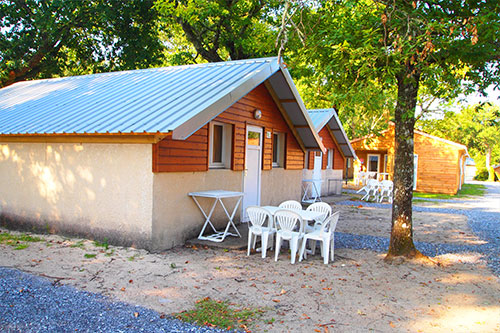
[188,191,339,264]
[357,179,394,203]
[247,201,339,264]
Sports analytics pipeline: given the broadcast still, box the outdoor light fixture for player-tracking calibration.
[254,109,262,119]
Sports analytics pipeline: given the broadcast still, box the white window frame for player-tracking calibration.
[209,121,232,169]
[326,149,334,169]
[367,154,380,173]
[272,132,285,168]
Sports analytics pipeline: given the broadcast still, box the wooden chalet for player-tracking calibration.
[303,109,355,196]
[349,123,469,195]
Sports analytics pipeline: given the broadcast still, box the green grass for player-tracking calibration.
[93,238,109,250]
[84,253,97,259]
[413,183,486,200]
[70,240,86,249]
[174,297,264,331]
[0,231,43,249]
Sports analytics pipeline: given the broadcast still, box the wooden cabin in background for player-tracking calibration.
[303,109,355,197]
[349,123,469,195]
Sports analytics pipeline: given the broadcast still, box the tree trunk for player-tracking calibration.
[486,145,494,181]
[385,67,424,260]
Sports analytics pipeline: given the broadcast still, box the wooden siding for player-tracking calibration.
[153,83,304,172]
[305,127,346,171]
[153,126,209,172]
[351,125,466,195]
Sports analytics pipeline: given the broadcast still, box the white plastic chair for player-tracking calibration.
[299,211,340,264]
[246,206,275,258]
[378,180,393,203]
[278,200,302,210]
[274,209,305,264]
[305,202,332,233]
[361,179,380,201]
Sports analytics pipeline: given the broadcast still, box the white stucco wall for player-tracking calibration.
[261,168,302,206]
[152,169,244,250]
[0,143,153,247]
[302,169,343,195]
[151,168,302,251]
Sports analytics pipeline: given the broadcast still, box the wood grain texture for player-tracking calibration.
[153,83,305,172]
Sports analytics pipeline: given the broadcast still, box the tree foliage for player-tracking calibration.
[155,0,279,63]
[293,0,500,260]
[0,0,164,87]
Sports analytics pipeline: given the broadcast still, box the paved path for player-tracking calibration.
[336,181,500,276]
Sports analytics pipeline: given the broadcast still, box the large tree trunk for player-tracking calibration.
[486,145,495,181]
[385,67,424,260]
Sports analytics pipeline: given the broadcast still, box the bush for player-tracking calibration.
[474,169,489,181]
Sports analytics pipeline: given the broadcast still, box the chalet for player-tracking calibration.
[494,164,500,180]
[303,109,355,196]
[349,123,468,195]
[0,57,326,251]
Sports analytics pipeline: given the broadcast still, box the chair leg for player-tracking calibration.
[322,240,329,264]
[299,236,307,262]
[261,231,268,258]
[311,240,317,255]
[247,231,253,256]
[330,237,335,262]
[290,236,298,264]
[274,234,281,262]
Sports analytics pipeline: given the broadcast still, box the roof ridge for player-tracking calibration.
[8,57,279,87]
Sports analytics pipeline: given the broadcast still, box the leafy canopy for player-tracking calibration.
[0,0,164,87]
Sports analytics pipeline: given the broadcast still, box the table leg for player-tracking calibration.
[193,196,219,239]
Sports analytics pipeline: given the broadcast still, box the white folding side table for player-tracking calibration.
[301,179,323,203]
[188,190,244,242]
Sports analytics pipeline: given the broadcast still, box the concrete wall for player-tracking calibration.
[302,169,343,196]
[152,169,244,251]
[151,168,302,251]
[0,143,153,248]
[261,168,302,205]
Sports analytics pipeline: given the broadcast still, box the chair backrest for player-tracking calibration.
[381,180,393,190]
[246,206,273,228]
[306,202,332,222]
[278,200,302,210]
[366,179,379,188]
[320,211,340,234]
[274,209,304,235]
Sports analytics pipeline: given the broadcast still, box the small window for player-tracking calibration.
[209,122,232,168]
[326,149,334,169]
[272,132,285,167]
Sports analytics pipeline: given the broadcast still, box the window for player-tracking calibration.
[367,154,380,172]
[272,132,285,167]
[326,149,334,169]
[209,122,232,168]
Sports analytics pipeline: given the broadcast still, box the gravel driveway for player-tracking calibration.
[337,181,500,276]
[1,181,499,332]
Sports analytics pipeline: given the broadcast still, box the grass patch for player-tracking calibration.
[0,231,43,249]
[174,297,264,331]
[413,183,486,200]
[84,253,97,259]
[93,238,109,250]
[70,240,86,249]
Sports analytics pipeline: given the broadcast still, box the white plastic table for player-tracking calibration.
[260,206,324,224]
[188,190,244,242]
[301,179,323,203]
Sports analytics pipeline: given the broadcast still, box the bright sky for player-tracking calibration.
[458,85,500,107]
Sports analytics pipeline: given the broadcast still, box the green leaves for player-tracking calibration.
[0,0,164,87]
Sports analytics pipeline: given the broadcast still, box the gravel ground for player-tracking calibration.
[1,182,498,332]
[0,268,224,332]
[337,181,500,276]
